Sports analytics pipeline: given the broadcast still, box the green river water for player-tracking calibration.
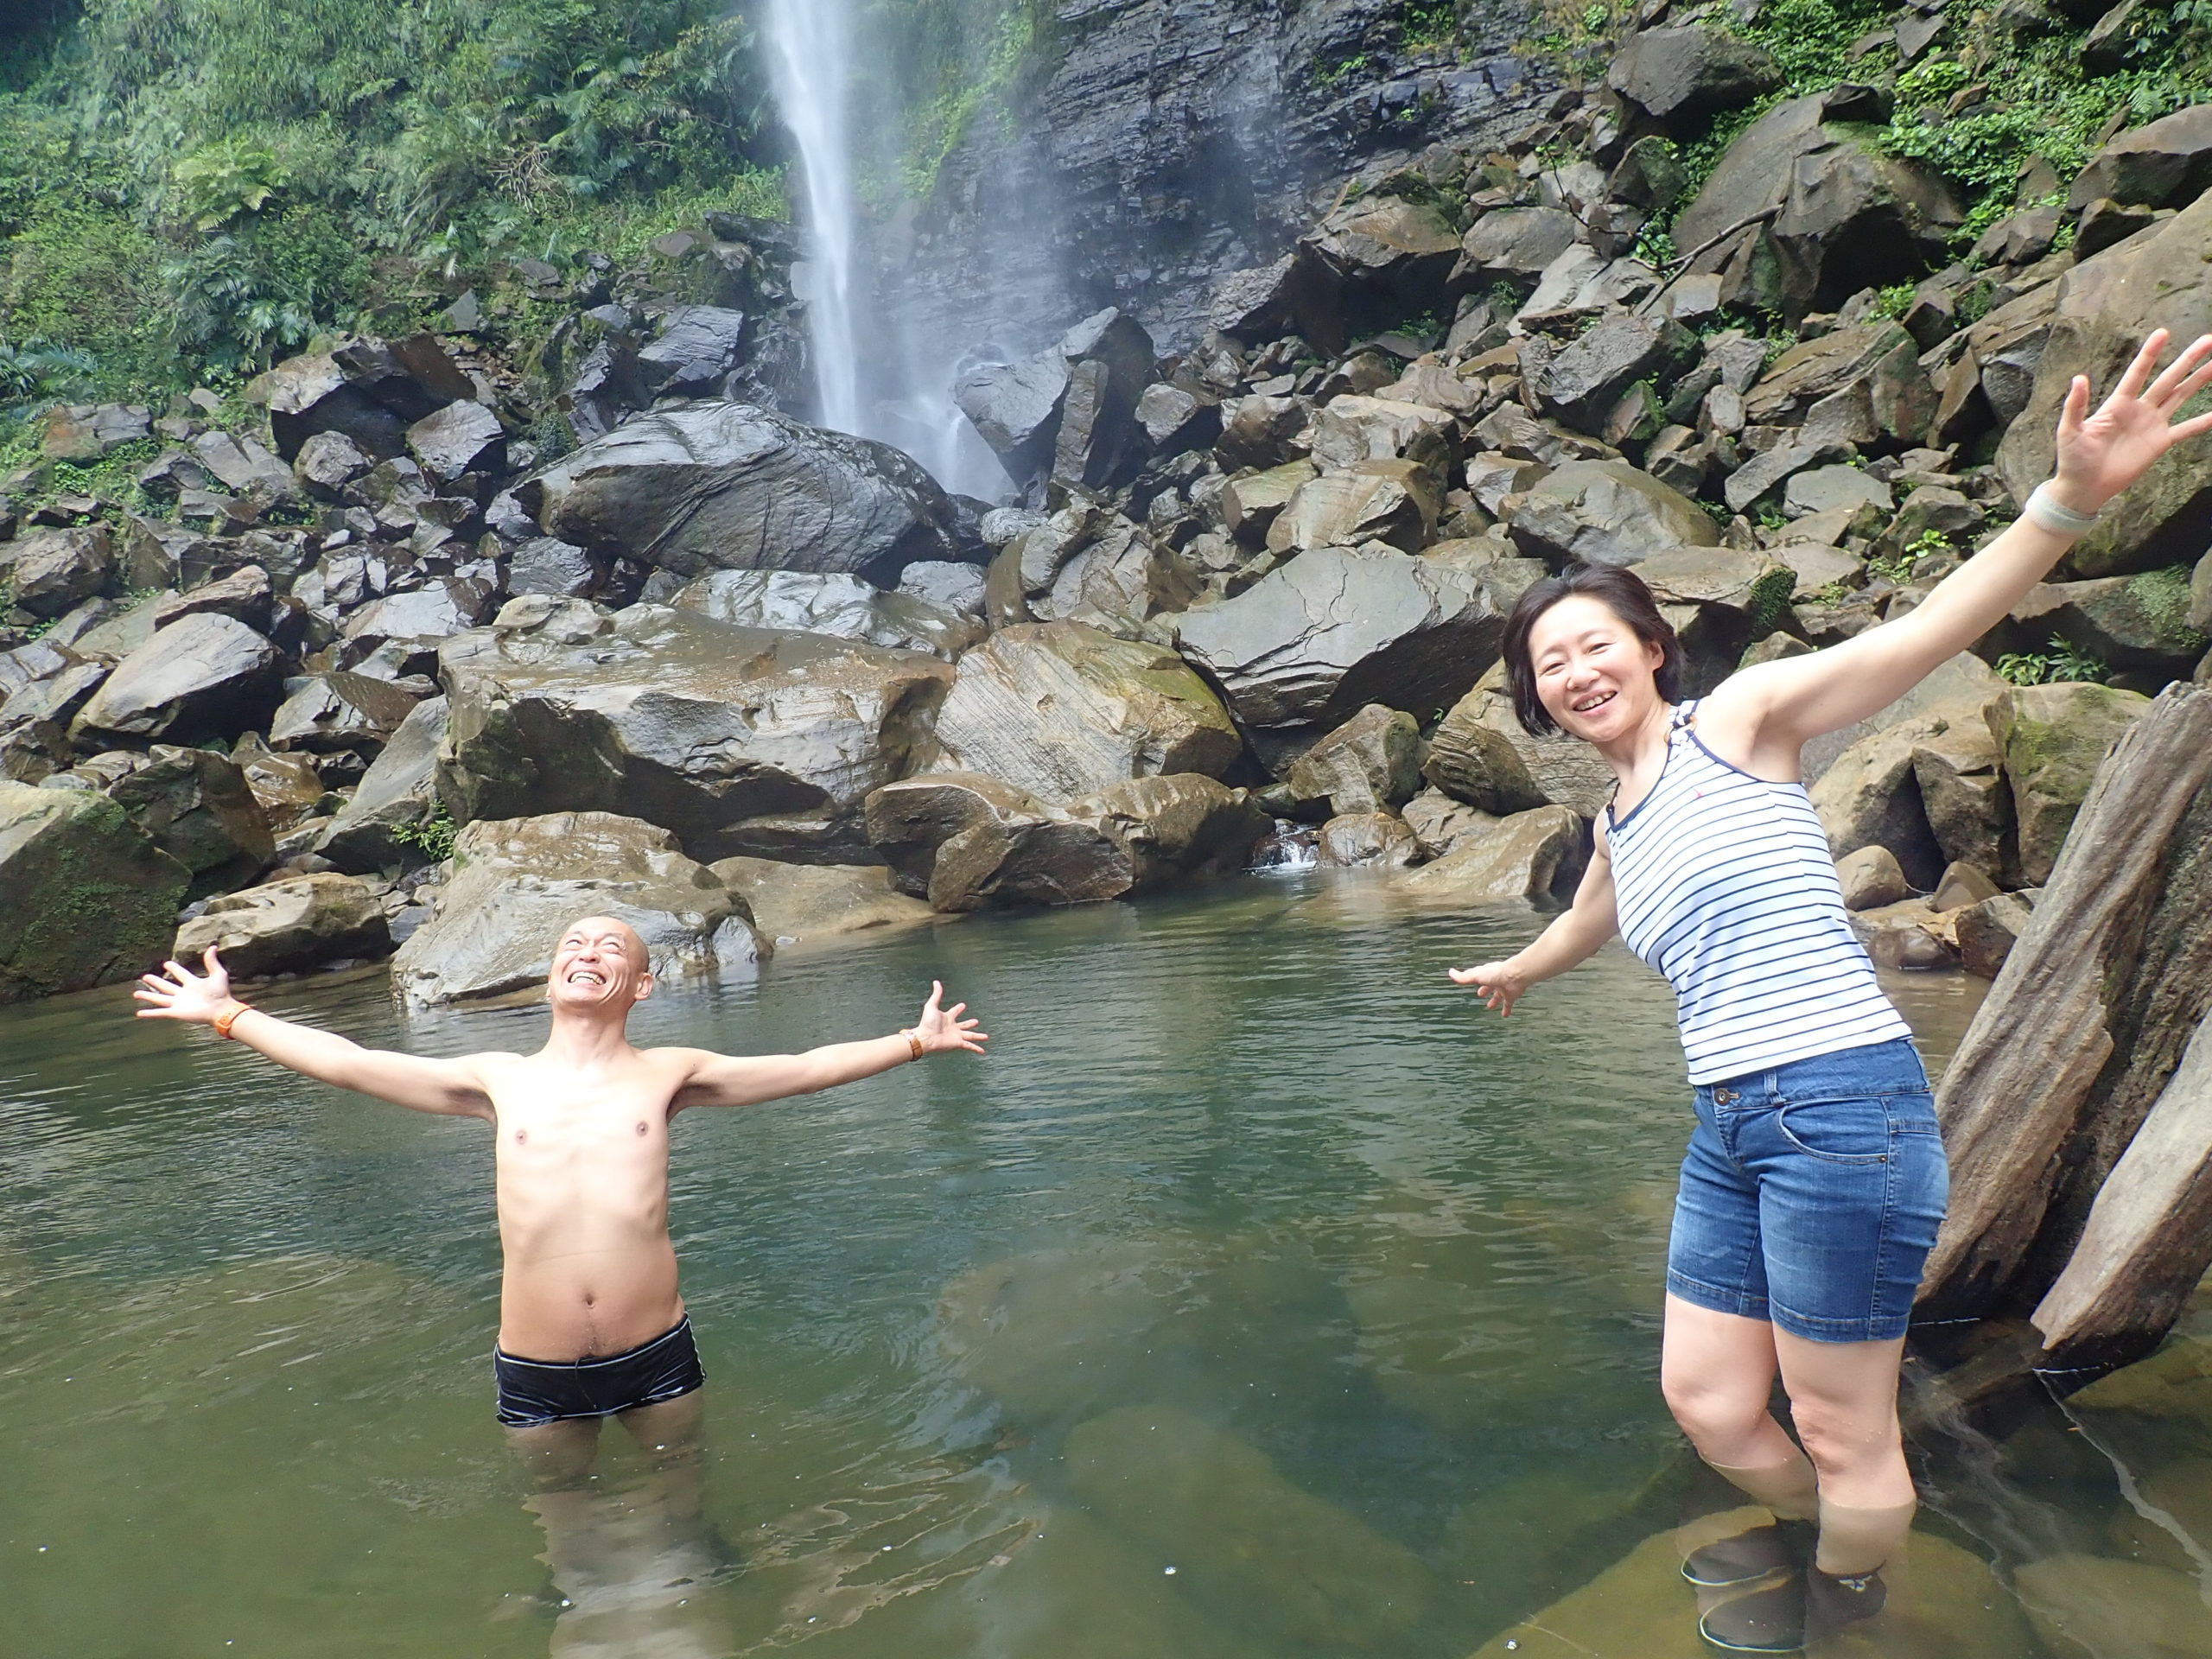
[3,874,2207,1657]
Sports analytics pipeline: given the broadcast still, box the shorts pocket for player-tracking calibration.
[1777,1094,1891,1165]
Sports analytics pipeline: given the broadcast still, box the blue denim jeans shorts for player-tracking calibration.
[1668,1038,1949,1343]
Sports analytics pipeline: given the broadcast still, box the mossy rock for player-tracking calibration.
[0,780,190,1003]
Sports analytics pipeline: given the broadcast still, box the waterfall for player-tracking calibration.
[760,0,1013,501]
[760,0,862,437]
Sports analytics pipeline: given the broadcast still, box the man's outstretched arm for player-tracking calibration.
[136,949,495,1118]
[671,981,988,1110]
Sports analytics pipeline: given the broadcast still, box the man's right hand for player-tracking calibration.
[136,948,239,1024]
[1448,959,1526,1016]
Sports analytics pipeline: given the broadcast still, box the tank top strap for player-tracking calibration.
[1669,698,1701,734]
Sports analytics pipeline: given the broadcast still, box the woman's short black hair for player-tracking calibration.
[1500,562,1684,737]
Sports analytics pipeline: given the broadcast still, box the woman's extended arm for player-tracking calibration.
[1449,831,1619,1015]
[136,949,495,1117]
[1720,330,2212,753]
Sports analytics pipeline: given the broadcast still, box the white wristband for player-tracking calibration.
[2024,481,2100,537]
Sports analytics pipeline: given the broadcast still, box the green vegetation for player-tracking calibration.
[1401,3,1461,54]
[1997,635,2110,687]
[391,804,460,864]
[1,0,789,408]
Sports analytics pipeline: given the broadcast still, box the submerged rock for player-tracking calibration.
[391,811,760,1007]
[0,782,189,1003]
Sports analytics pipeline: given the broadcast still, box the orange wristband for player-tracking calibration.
[213,1000,251,1039]
[900,1028,925,1061]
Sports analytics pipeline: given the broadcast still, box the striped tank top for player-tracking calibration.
[1603,701,1912,1085]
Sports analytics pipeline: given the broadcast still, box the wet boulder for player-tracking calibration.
[1065,773,1271,889]
[1318,810,1422,868]
[925,808,1133,913]
[189,429,299,505]
[1308,396,1455,493]
[954,308,1158,492]
[1215,394,1310,471]
[505,536,597,600]
[1606,25,1782,124]
[1396,805,1591,903]
[0,781,190,1003]
[673,569,982,659]
[1402,787,1497,857]
[1176,545,1503,737]
[438,601,952,862]
[315,696,448,874]
[391,811,762,1007]
[1955,889,2036,980]
[292,430,373,500]
[1135,382,1222,454]
[338,582,493,674]
[1452,207,1581,289]
[707,856,935,950]
[1991,681,2151,886]
[152,564,272,633]
[518,401,962,588]
[1507,460,1719,569]
[2001,194,2212,578]
[72,613,283,746]
[1299,191,1463,353]
[1996,569,2211,684]
[1836,845,1910,911]
[1003,512,1203,633]
[1421,708,1549,815]
[175,873,393,979]
[1286,704,1422,816]
[864,772,1054,894]
[635,305,748,397]
[107,746,274,897]
[1741,322,1935,443]
[896,561,988,618]
[8,526,115,618]
[931,621,1239,804]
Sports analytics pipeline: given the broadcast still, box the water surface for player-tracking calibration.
[3,874,2204,1656]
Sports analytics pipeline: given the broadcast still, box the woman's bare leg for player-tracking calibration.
[1661,1295,1806,1484]
[1771,1332,1911,1510]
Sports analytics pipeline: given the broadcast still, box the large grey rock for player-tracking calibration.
[505,536,597,599]
[1001,511,1204,632]
[1176,545,1503,735]
[896,560,988,618]
[72,613,283,745]
[153,563,272,633]
[1675,89,1964,318]
[438,601,952,862]
[270,671,425,758]
[190,429,298,504]
[175,873,393,979]
[953,308,1157,491]
[107,746,274,897]
[517,402,962,587]
[37,403,150,462]
[1065,773,1271,889]
[391,812,761,1007]
[405,399,505,484]
[1741,322,1935,442]
[2069,105,2212,213]
[0,781,189,1003]
[1452,207,1581,288]
[1508,460,1719,569]
[1318,810,1423,868]
[1265,461,1438,556]
[1299,192,1463,353]
[338,582,493,671]
[248,334,475,461]
[931,621,1240,803]
[292,429,373,499]
[1997,570,2211,683]
[1430,659,1618,817]
[1606,25,1782,123]
[636,305,749,397]
[673,569,983,659]
[708,857,936,950]
[1307,396,1456,492]
[1528,313,1695,431]
[861,772,1130,912]
[1991,681,2152,886]
[1396,806,1590,904]
[1287,704,1422,816]
[8,526,115,619]
[1999,194,2212,579]
[316,696,448,874]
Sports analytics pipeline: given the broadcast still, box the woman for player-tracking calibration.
[1451,329,2212,1653]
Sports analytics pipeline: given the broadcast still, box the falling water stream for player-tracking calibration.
[760,0,1014,499]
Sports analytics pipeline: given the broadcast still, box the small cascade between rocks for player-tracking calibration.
[760,0,1012,499]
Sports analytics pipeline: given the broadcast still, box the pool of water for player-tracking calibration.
[2,873,2205,1657]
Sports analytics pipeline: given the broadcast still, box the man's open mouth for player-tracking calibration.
[569,969,606,987]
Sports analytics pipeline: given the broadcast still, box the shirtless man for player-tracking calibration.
[132,916,988,1432]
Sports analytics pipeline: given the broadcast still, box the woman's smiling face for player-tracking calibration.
[1524,593,1669,744]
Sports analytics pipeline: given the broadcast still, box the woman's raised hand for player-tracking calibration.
[912,980,988,1056]
[1448,960,1525,1017]
[134,947,234,1022]
[2050,328,2212,515]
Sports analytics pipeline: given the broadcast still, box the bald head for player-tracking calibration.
[546,915,655,1014]
[562,915,650,967]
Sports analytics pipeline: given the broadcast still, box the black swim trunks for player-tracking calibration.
[495,1316,706,1427]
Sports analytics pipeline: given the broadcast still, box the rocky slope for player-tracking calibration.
[2,2,2209,1017]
